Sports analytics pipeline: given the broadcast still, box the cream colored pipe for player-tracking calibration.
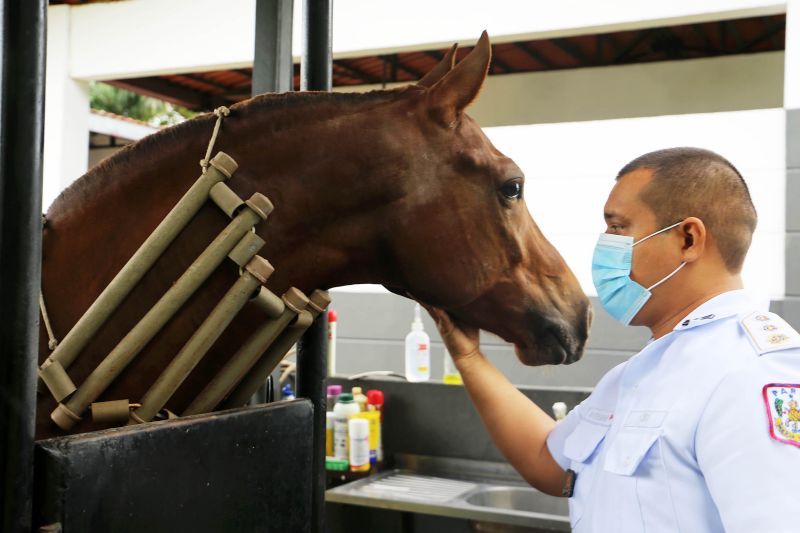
[131,256,274,424]
[183,287,309,416]
[50,195,272,431]
[222,290,330,409]
[43,153,237,377]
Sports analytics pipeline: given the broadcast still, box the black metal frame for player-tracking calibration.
[297,2,332,532]
[0,1,47,532]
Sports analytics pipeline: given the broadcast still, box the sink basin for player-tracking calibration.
[466,486,569,516]
[326,469,570,530]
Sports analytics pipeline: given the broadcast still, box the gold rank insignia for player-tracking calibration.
[741,311,800,355]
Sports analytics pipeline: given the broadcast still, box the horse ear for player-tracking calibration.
[427,31,491,127]
[417,43,458,88]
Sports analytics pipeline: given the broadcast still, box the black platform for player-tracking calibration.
[33,400,313,533]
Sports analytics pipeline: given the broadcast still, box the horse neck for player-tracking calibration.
[202,96,409,295]
[46,93,409,298]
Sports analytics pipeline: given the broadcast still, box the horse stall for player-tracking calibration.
[2,1,336,532]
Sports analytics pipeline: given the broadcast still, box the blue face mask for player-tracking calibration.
[592,221,686,325]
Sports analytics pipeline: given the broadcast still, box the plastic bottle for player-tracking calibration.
[366,389,384,462]
[352,386,367,412]
[353,411,381,465]
[348,418,371,472]
[327,309,337,376]
[552,402,568,421]
[326,384,342,412]
[442,347,463,385]
[281,383,295,400]
[333,393,359,459]
[404,303,430,382]
[326,411,335,457]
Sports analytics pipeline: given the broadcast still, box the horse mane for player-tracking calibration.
[49,85,423,213]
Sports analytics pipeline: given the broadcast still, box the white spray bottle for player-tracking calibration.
[405,303,431,382]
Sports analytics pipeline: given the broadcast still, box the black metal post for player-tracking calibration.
[298,3,332,531]
[296,314,328,533]
[300,0,332,92]
[249,0,294,407]
[0,1,47,532]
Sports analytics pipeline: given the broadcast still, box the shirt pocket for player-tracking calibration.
[563,418,611,528]
[603,427,679,532]
[603,428,659,476]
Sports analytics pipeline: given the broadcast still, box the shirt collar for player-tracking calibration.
[672,289,769,332]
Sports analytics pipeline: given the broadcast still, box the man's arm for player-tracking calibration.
[424,305,567,496]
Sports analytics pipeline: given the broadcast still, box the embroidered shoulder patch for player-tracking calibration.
[763,384,800,447]
[741,312,800,355]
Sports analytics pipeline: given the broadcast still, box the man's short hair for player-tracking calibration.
[617,147,757,272]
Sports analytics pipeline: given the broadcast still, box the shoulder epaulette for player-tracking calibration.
[740,311,800,355]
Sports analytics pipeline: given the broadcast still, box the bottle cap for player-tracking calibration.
[367,390,384,405]
[327,384,342,396]
[411,303,424,331]
[328,309,338,322]
[337,393,354,403]
[352,386,362,395]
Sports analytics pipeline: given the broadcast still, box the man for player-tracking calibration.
[426,147,800,532]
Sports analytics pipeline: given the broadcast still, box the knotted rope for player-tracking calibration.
[199,106,231,174]
[39,214,58,350]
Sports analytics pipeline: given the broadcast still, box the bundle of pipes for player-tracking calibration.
[38,152,330,431]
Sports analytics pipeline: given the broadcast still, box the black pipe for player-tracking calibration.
[0,1,47,532]
[300,0,332,92]
[298,3,332,531]
[295,314,328,533]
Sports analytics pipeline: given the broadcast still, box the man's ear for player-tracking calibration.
[680,217,707,262]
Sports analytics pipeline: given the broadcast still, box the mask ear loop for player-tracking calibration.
[633,220,683,246]
[647,261,686,291]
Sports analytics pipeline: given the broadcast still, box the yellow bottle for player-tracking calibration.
[442,347,463,385]
[352,386,368,411]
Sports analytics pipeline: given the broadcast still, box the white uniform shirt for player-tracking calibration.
[547,290,800,532]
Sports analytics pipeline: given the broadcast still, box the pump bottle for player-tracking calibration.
[404,304,430,382]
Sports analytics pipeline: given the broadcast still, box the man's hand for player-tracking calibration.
[419,303,480,361]
[417,301,566,497]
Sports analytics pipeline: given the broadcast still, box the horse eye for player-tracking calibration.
[500,181,522,200]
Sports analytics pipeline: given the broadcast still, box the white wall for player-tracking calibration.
[44,5,90,211]
[786,0,800,108]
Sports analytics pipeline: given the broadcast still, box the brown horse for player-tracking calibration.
[37,33,590,439]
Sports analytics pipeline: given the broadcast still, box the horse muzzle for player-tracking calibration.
[516,307,591,366]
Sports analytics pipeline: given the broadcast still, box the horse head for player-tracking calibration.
[380,32,591,365]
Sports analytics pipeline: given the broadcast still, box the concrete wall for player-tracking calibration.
[328,292,649,388]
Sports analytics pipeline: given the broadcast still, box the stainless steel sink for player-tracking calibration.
[326,468,570,530]
[465,486,568,516]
